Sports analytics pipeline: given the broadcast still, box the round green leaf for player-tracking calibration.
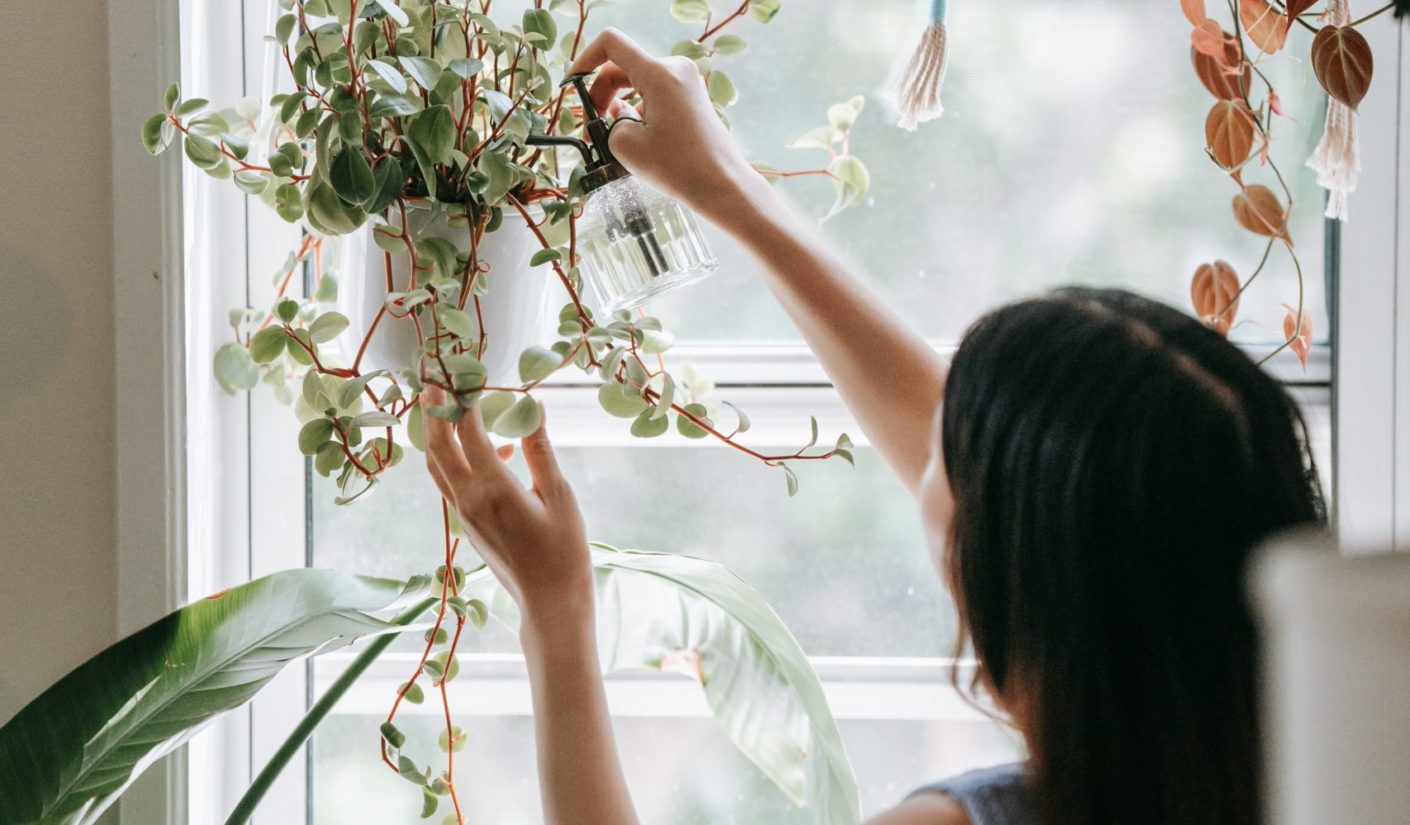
[364,58,408,94]
[748,0,782,23]
[477,391,517,429]
[330,147,376,206]
[250,327,288,364]
[828,102,859,132]
[492,396,542,439]
[368,94,421,119]
[141,113,170,156]
[518,346,561,383]
[713,34,748,55]
[398,56,443,93]
[213,343,259,395]
[303,179,367,236]
[314,441,346,476]
[437,725,468,753]
[398,681,426,705]
[276,298,300,324]
[828,155,871,215]
[707,71,738,107]
[183,134,223,170]
[274,183,304,223]
[522,8,558,47]
[406,105,456,164]
[630,408,670,438]
[298,418,336,456]
[677,403,713,439]
[438,307,477,340]
[672,40,710,59]
[308,311,351,343]
[364,157,405,215]
[598,381,648,418]
[671,0,712,22]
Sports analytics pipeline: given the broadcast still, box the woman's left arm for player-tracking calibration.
[424,388,640,825]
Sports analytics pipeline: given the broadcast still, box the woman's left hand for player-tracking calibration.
[423,386,593,622]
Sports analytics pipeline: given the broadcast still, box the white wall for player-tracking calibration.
[0,2,119,723]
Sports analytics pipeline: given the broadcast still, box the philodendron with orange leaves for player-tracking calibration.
[1184,0,1393,367]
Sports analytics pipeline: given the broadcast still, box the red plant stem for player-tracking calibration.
[466,88,536,165]
[1219,0,1305,357]
[699,0,751,41]
[439,614,468,824]
[1350,2,1395,28]
[473,294,488,360]
[255,236,319,332]
[166,114,311,181]
[333,419,378,476]
[605,347,834,463]
[506,195,594,331]
[380,500,462,773]
[755,167,837,180]
[353,305,388,372]
[539,0,590,135]
[285,326,356,378]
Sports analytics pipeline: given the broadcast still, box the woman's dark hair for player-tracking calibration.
[941,287,1325,825]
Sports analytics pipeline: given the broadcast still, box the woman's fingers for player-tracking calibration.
[604,119,647,168]
[587,63,634,117]
[423,386,471,483]
[569,28,654,79]
[425,447,460,505]
[521,404,568,501]
[455,407,498,465]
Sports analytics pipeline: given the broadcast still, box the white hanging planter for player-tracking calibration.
[336,204,559,387]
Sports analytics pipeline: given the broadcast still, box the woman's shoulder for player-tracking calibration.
[862,789,975,823]
[866,792,972,825]
[869,763,1034,825]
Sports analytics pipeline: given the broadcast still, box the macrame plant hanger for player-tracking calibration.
[1306,0,1360,219]
[890,0,951,130]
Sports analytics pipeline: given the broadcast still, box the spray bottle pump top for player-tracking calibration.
[525,73,632,194]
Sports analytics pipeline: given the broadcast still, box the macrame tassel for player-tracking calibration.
[1306,0,1360,220]
[890,0,950,131]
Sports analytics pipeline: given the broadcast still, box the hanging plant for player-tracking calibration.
[138,1,872,823]
[144,0,863,507]
[1179,0,1396,367]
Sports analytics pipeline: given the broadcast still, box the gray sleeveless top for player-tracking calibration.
[909,763,1037,825]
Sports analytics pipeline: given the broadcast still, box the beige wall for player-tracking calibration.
[0,1,118,723]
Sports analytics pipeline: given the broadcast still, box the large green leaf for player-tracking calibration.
[468,545,862,825]
[0,569,428,825]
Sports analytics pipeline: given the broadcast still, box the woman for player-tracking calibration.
[423,30,1326,825]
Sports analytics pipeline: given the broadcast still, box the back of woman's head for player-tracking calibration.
[940,287,1325,825]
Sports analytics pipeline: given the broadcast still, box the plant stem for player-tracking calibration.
[699,0,751,41]
[222,596,439,825]
[1351,2,1395,27]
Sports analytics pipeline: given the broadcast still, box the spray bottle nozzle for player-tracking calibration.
[526,72,631,193]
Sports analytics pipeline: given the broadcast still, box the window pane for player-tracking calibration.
[313,714,1023,824]
[315,445,954,657]
[584,0,1328,345]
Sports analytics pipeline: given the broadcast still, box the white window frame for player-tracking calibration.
[1337,15,1410,554]
[111,3,1406,824]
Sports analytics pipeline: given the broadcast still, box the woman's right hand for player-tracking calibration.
[568,29,769,226]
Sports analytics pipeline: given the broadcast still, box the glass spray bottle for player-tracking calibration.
[528,74,718,314]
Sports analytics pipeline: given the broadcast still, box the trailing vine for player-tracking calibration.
[1183,0,1388,366]
[146,1,866,820]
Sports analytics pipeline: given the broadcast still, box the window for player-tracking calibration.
[180,0,1334,823]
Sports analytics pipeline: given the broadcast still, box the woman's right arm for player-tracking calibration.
[570,31,948,495]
